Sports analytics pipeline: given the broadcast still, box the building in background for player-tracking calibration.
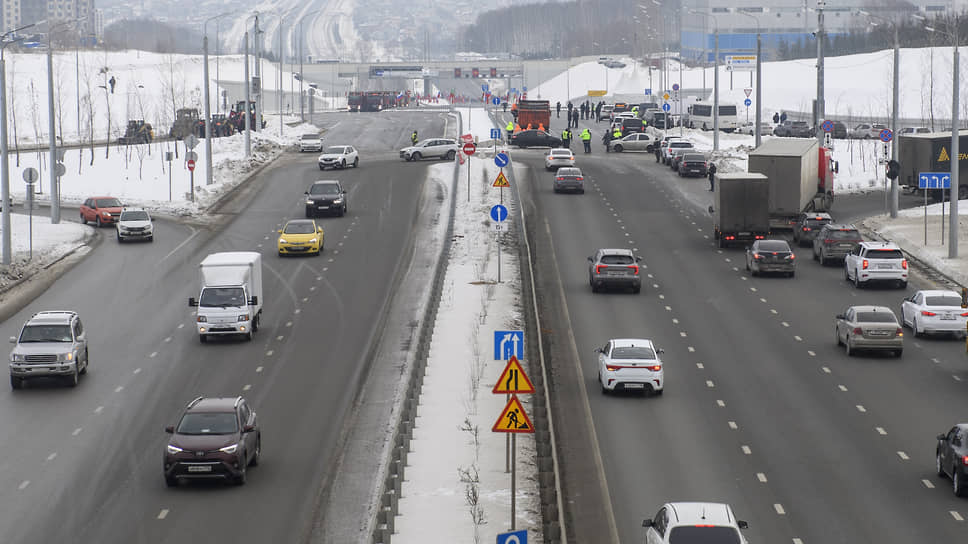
[1,0,97,40]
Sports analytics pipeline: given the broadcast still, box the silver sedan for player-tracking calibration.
[835,305,903,357]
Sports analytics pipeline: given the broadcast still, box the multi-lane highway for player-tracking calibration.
[511,112,968,543]
[0,110,455,543]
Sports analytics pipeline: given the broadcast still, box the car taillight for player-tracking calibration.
[556,177,563,181]
[787,254,795,260]
[754,235,765,240]
[921,311,937,316]
[753,253,762,260]
[961,312,968,317]
[852,327,863,334]
[896,328,904,336]
[605,365,621,371]
[862,259,869,270]
[576,177,584,181]
[596,265,607,274]
[824,239,834,244]
[645,364,662,371]
[629,265,639,275]
[802,227,811,231]
[902,259,908,269]
[962,455,968,466]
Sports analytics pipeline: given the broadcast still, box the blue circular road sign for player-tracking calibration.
[744,98,752,107]
[494,152,510,168]
[662,103,671,112]
[492,96,501,105]
[822,120,834,133]
[490,204,509,223]
[879,128,894,142]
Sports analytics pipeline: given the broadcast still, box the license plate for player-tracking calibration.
[942,314,956,320]
[877,264,894,269]
[624,383,645,389]
[868,331,890,336]
[739,232,751,236]
[187,465,212,473]
[318,206,329,209]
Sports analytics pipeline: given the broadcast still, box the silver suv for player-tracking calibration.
[9,311,89,389]
[399,138,458,161]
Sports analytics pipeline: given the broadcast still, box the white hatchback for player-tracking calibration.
[544,148,575,171]
[597,338,664,395]
[900,290,968,337]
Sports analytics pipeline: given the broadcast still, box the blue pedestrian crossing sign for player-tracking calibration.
[495,152,510,168]
[919,172,951,189]
[490,128,501,140]
[497,529,528,544]
[494,330,524,360]
[482,83,489,92]
[490,204,508,222]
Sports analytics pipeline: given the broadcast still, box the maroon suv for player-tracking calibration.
[163,396,261,486]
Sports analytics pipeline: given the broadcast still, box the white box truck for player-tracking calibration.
[188,251,263,342]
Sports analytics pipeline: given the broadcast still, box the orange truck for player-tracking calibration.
[514,100,551,131]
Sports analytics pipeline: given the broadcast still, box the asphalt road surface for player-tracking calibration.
[0,110,454,543]
[514,112,968,543]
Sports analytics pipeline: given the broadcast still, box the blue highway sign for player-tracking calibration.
[490,128,501,140]
[644,88,651,95]
[490,204,508,223]
[482,83,489,92]
[497,529,528,544]
[919,172,951,189]
[494,152,510,168]
[494,330,524,360]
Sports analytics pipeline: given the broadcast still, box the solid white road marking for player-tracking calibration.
[922,479,935,489]
[728,421,738,430]
[856,405,866,413]
[774,504,786,515]
[757,473,768,482]
[158,509,169,520]
[951,511,963,521]
[897,451,909,460]
[741,445,752,455]
[876,427,887,435]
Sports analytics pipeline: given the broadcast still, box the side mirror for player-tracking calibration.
[656,348,665,354]
[835,314,845,320]
[636,256,642,262]
[318,227,324,233]
[188,297,197,307]
[165,425,174,434]
[587,256,594,262]
[277,229,283,233]
[9,336,16,343]
[737,520,749,530]
[594,347,602,353]
[707,205,715,214]
[642,519,654,528]
[938,433,947,441]
[243,424,256,433]
[833,160,840,174]
[249,296,259,306]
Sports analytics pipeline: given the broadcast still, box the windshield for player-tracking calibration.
[683,154,705,162]
[601,254,634,265]
[309,184,341,195]
[199,287,246,308]
[19,324,72,343]
[96,198,122,208]
[551,150,572,156]
[121,211,149,221]
[757,241,790,251]
[176,412,238,435]
[867,249,904,259]
[825,230,860,240]
[669,526,742,544]
[284,222,316,234]
[926,296,962,307]
[324,146,346,154]
[611,346,656,359]
[857,312,898,323]
[301,134,319,140]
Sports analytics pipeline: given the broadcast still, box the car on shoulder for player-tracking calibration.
[596,338,664,396]
[399,138,458,161]
[663,140,694,165]
[553,167,584,194]
[9,310,89,389]
[850,122,888,139]
[745,239,796,277]
[80,196,123,227]
[587,248,642,293]
[900,290,968,337]
[677,153,708,177]
[317,145,359,170]
[739,121,773,136]
[304,180,347,217]
[668,144,696,170]
[116,207,154,242]
[298,132,323,152]
[792,211,833,247]
[900,126,931,135]
[812,223,863,265]
[835,305,903,357]
[643,502,749,544]
[936,424,968,496]
[844,241,907,288]
[163,396,261,487]
[544,148,576,171]
[511,129,562,149]
[774,120,813,137]
[604,60,627,68]
[277,219,324,256]
[608,133,654,152]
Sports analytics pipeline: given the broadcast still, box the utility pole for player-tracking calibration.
[950,40,959,258]
[890,23,900,218]
[815,0,826,148]
[713,29,719,151]
[243,32,251,157]
[254,15,262,133]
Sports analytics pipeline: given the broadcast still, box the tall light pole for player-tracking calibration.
[203,13,231,188]
[243,31,251,157]
[690,9,720,150]
[297,10,322,121]
[1,23,36,264]
[737,10,762,147]
[253,14,262,133]
[859,9,900,218]
[815,0,826,148]
[45,18,85,224]
[926,21,961,258]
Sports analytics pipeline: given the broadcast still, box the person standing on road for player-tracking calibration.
[580,127,592,153]
[772,112,780,124]
[556,101,562,118]
[411,130,418,145]
[708,162,717,191]
[561,127,572,149]
[506,120,514,144]
[573,109,580,128]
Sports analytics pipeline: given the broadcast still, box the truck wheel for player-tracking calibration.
[252,314,260,333]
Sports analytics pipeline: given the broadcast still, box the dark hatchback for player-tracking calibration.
[677,153,708,177]
[164,396,261,486]
[305,180,347,217]
[937,423,968,496]
[511,130,562,149]
[792,212,833,246]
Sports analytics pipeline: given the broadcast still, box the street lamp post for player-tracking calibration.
[737,10,763,147]
[1,23,36,264]
[859,10,900,218]
[203,13,231,187]
[816,0,826,149]
[925,22,959,257]
[45,18,85,224]
[297,10,322,121]
[690,9,720,151]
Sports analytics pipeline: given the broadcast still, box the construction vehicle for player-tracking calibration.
[513,100,551,131]
[229,100,266,132]
[169,108,199,139]
[118,120,154,145]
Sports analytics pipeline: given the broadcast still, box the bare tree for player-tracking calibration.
[28,79,44,194]
[54,57,68,147]
[79,61,98,167]
[6,56,20,166]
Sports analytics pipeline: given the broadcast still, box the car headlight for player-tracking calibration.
[219,443,238,454]
[306,199,314,205]
[197,316,207,323]
[166,444,183,454]
[332,199,342,204]
[11,353,25,362]
[101,211,111,216]
[64,352,74,362]
[308,238,317,244]
[279,238,287,244]
[238,314,250,322]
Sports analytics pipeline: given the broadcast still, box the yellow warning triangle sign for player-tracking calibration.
[492,355,535,394]
[492,394,535,433]
[493,171,510,187]
[939,147,950,162]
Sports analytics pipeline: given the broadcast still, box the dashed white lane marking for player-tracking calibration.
[876,427,887,435]
[704,235,709,239]
[922,479,935,489]
[177,323,184,329]
[794,336,803,342]
[46,453,57,462]
[728,421,738,430]
[897,451,909,460]
[672,318,679,324]
[741,445,752,455]
[317,276,323,281]
[659,294,665,299]
[725,258,731,263]
[760,298,767,303]
[774,504,786,515]
[653,284,660,289]
[706,380,715,388]
[276,335,284,341]
[807,350,816,356]
[717,250,723,254]
[158,509,169,520]
[164,337,172,343]
[781,321,790,327]
[770,309,778,314]
[793,539,804,544]
[94,406,104,414]
[665,305,672,311]
[149,352,157,358]
[134,368,142,374]
[688,347,695,353]
[266,350,274,357]
[856,405,867,413]
[18,480,29,490]
[302,297,309,302]
[950,511,963,521]
[310,286,317,291]
[717,400,726,407]
[750,287,757,292]
[822,366,832,374]
[932,357,940,364]
[294,309,301,315]
[648,274,655,279]
[680,332,687,337]
[256,366,264,373]
[322,268,328,272]
[740,274,746,279]
[954,375,963,382]
[114,386,123,393]
[72,428,82,436]
[242,384,251,391]
[696,362,704,369]
[838,385,848,392]
[757,472,768,482]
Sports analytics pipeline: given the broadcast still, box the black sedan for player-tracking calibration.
[511,130,562,149]
[937,423,968,496]
[677,153,708,178]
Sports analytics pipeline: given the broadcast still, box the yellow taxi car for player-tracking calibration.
[277,219,324,256]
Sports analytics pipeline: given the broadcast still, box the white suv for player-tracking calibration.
[643,502,749,544]
[116,207,154,242]
[844,241,908,288]
[9,311,89,389]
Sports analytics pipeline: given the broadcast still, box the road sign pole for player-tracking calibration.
[925,187,928,246]
[511,432,517,530]
[506,392,510,473]
[498,227,502,283]
[190,169,195,203]
[467,155,471,203]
